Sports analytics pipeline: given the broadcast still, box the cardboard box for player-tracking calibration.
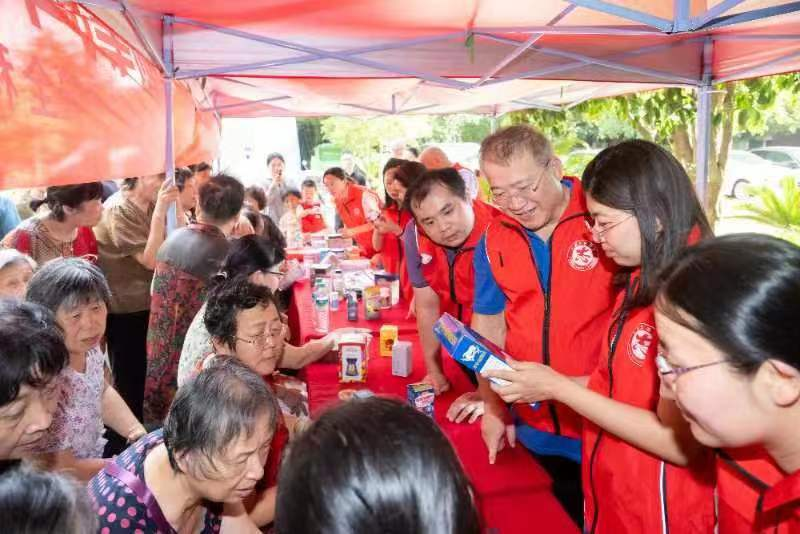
[392,340,413,377]
[434,313,539,409]
[338,333,368,383]
[407,382,434,417]
[379,325,398,357]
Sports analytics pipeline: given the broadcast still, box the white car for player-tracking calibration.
[750,146,800,171]
[722,150,798,199]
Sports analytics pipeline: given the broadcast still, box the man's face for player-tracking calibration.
[411,183,474,248]
[0,381,60,458]
[269,158,284,181]
[482,152,565,231]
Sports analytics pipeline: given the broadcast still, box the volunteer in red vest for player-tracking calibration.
[373,159,425,302]
[472,125,616,525]
[485,141,716,533]
[298,179,328,234]
[420,146,479,200]
[654,234,800,533]
[322,167,381,258]
[403,168,502,424]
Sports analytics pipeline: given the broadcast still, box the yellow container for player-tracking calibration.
[379,325,399,357]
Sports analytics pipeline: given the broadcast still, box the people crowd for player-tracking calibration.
[0,131,798,534]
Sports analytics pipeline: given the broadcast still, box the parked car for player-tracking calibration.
[750,146,800,170]
[723,150,799,199]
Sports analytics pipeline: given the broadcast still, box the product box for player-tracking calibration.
[338,333,368,383]
[379,325,398,357]
[374,271,400,306]
[407,382,434,417]
[391,340,413,377]
[434,313,539,409]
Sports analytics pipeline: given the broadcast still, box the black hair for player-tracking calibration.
[245,186,268,211]
[30,183,103,222]
[204,276,279,349]
[163,356,277,479]
[198,174,245,224]
[242,207,265,236]
[0,464,97,533]
[260,213,287,250]
[582,140,712,309]
[275,397,480,534]
[174,167,194,192]
[26,258,111,314]
[657,234,800,375]
[217,234,286,281]
[301,179,317,190]
[267,153,285,165]
[382,158,407,208]
[394,160,426,189]
[323,167,347,181]
[0,300,68,406]
[282,189,301,202]
[190,162,212,173]
[406,146,420,158]
[403,167,467,214]
[121,174,165,191]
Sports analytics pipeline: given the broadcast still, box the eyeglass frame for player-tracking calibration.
[491,158,552,207]
[236,324,285,349]
[656,353,727,380]
[584,214,633,240]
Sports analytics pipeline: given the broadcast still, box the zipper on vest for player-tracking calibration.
[449,247,475,322]
[588,276,632,534]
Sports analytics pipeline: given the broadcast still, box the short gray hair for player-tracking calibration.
[163,356,278,479]
[479,124,554,167]
[26,257,111,313]
[0,248,36,272]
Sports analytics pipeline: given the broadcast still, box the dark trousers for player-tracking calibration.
[103,310,149,456]
[534,452,584,529]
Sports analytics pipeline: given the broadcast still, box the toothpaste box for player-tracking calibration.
[407,382,434,417]
[433,313,539,409]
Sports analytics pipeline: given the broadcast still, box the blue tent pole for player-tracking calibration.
[163,14,177,235]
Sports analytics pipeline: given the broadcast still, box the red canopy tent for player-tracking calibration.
[2,0,800,200]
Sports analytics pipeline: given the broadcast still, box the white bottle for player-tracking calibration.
[315,294,330,334]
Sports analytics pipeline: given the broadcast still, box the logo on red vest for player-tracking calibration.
[567,240,599,271]
[352,207,362,217]
[628,323,655,365]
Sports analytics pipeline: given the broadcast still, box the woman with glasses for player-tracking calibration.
[484,140,716,533]
[655,234,800,533]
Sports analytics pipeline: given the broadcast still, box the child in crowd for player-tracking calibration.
[297,179,328,234]
[0,248,35,300]
[26,258,145,480]
[278,189,303,248]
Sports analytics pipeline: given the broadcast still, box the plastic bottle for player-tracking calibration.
[347,291,358,322]
[330,291,340,311]
[315,293,330,333]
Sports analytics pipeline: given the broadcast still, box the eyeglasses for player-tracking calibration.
[236,327,284,349]
[656,353,727,380]
[584,215,632,240]
[491,160,551,207]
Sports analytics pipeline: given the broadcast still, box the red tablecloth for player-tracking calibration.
[289,281,578,534]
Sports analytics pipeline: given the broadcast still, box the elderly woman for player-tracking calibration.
[26,258,145,480]
[93,174,178,428]
[2,182,103,264]
[88,357,273,533]
[0,248,35,300]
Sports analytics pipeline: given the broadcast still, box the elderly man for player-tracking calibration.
[419,146,479,200]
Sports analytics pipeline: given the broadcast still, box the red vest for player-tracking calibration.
[583,271,716,533]
[300,201,326,234]
[380,205,413,301]
[416,200,500,324]
[760,467,800,533]
[483,177,616,438]
[335,183,379,257]
[717,447,787,533]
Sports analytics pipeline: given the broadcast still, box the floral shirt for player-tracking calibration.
[88,429,222,533]
[33,347,107,458]
[2,216,98,265]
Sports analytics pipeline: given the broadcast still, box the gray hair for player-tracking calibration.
[0,249,36,272]
[0,463,97,533]
[26,257,111,313]
[163,356,278,479]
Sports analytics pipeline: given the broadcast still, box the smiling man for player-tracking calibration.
[403,168,502,424]
[0,300,68,472]
[471,125,616,526]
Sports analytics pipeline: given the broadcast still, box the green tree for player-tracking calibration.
[429,114,492,144]
[734,177,800,246]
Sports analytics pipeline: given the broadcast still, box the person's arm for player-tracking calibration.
[483,361,704,466]
[101,378,145,443]
[30,451,106,482]
[134,182,178,270]
[341,222,374,237]
[280,337,335,369]
[415,286,449,394]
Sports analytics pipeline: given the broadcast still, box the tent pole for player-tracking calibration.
[695,38,713,209]
[163,14,177,234]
